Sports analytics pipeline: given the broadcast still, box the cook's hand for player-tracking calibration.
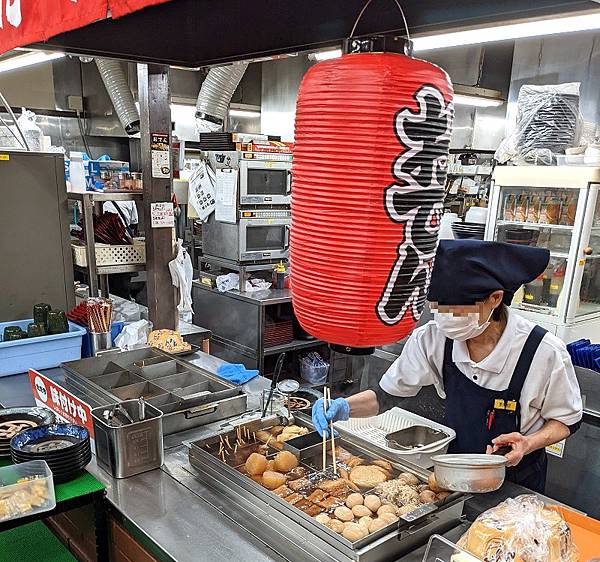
[486,432,531,467]
[312,397,350,437]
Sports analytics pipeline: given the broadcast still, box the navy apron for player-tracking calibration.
[443,325,548,493]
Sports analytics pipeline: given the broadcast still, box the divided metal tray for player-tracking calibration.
[187,419,466,562]
[62,348,247,435]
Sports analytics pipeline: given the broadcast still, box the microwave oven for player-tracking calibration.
[239,160,292,206]
[203,210,291,263]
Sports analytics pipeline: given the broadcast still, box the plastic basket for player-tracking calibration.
[72,239,145,268]
[0,319,86,377]
[334,407,456,468]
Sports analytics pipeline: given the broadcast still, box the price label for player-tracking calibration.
[151,202,175,228]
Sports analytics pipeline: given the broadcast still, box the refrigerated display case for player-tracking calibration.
[486,167,600,342]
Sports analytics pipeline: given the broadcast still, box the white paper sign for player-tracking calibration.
[215,168,238,224]
[151,202,175,228]
[188,162,216,221]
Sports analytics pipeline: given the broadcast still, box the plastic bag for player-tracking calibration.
[496,83,581,165]
[300,352,329,384]
[17,108,43,151]
[458,495,579,562]
[168,239,193,324]
[114,319,152,351]
[216,273,271,293]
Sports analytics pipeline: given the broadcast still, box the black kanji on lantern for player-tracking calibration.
[376,84,453,326]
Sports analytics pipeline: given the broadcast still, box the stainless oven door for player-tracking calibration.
[238,218,290,261]
[239,161,291,205]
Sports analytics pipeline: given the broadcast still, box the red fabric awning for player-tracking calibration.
[0,0,172,55]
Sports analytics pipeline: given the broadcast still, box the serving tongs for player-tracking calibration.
[262,352,286,418]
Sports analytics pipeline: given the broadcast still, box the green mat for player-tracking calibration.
[0,521,76,562]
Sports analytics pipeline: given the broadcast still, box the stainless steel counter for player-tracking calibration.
[192,281,292,306]
[0,353,565,562]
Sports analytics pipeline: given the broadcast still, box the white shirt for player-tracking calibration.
[379,307,583,435]
[103,201,138,227]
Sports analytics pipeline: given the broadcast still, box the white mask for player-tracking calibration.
[433,310,493,341]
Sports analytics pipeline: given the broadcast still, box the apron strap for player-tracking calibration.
[506,325,548,397]
[442,337,454,384]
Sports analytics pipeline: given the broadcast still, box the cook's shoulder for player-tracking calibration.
[510,310,569,357]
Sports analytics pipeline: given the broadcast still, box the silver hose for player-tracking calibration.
[95,58,140,135]
[195,62,248,132]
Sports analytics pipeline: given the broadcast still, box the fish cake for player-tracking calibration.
[318,479,351,497]
[317,496,344,510]
[284,493,304,505]
[350,465,389,489]
[273,485,292,498]
[307,489,328,504]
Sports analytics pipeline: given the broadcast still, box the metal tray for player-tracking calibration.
[385,426,450,450]
[62,348,247,435]
[187,420,465,562]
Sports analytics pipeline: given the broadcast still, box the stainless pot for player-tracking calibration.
[431,453,508,493]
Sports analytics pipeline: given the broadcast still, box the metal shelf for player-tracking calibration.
[264,339,326,356]
[497,220,574,230]
[75,263,145,275]
[68,191,143,201]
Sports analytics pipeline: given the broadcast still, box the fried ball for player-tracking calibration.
[345,493,364,508]
[342,522,369,542]
[398,472,420,486]
[273,450,299,473]
[436,491,451,502]
[334,506,354,522]
[377,504,397,516]
[419,490,437,504]
[328,519,345,533]
[358,516,373,531]
[314,513,331,526]
[262,471,287,490]
[369,517,390,533]
[265,460,276,472]
[379,511,400,524]
[364,495,381,513]
[245,453,268,476]
[428,472,446,493]
[352,504,372,518]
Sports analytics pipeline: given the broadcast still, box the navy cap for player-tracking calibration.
[427,240,550,306]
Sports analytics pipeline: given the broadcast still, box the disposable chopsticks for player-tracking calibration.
[322,387,338,475]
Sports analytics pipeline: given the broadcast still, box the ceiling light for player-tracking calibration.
[0,51,64,74]
[412,11,600,51]
[453,85,504,108]
[229,109,261,118]
[310,48,342,61]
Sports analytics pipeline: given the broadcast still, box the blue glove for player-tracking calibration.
[312,397,350,437]
[216,364,259,385]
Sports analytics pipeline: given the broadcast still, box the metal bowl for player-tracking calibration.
[431,453,508,493]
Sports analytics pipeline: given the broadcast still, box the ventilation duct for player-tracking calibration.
[95,58,140,135]
[195,62,248,132]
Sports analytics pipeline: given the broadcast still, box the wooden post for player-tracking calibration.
[138,63,177,330]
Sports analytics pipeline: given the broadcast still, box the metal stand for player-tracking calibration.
[200,255,282,293]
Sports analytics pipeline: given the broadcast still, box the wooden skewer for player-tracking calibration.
[322,389,328,472]
[326,387,338,476]
[225,435,232,449]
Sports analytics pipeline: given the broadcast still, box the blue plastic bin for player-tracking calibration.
[0,319,86,377]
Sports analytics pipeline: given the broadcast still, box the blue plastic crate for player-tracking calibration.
[0,319,86,377]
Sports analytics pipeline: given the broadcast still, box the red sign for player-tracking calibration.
[29,369,94,437]
[0,0,172,55]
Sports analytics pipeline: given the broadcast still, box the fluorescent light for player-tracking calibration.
[453,94,504,108]
[0,51,64,73]
[310,48,342,61]
[229,109,261,118]
[412,11,600,51]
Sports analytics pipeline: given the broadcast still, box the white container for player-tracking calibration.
[0,460,55,522]
[334,407,456,468]
[439,213,459,240]
[465,206,488,225]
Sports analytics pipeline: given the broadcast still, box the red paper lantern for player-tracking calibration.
[291,48,453,352]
